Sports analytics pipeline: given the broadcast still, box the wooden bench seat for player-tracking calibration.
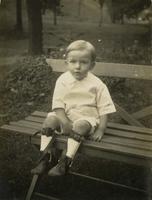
[2,111,152,168]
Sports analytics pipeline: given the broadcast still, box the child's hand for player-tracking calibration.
[90,129,104,142]
[90,115,107,142]
[62,120,73,135]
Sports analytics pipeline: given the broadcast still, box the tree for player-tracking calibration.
[138,2,152,63]
[41,0,61,25]
[98,0,113,25]
[138,2,152,21]
[98,0,104,26]
[78,0,84,17]
[0,0,4,6]
[15,0,23,32]
[51,0,58,25]
[26,0,43,55]
[112,0,151,23]
[97,0,150,24]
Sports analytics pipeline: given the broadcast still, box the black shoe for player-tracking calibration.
[48,156,72,176]
[31,153,50,175]
[31,160,48,175]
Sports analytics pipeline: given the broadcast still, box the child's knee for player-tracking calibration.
[43,114,60,129]
[73,120,91,135]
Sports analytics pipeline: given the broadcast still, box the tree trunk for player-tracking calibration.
[150,7,152,64]
[16,0,23,32]
[150,23,152,64]
[0,0,4,6]
[98,0,104,26]
[78,0,83,17]
[53,4,57,25]
[26,0,43,55]
[102,0,113,24]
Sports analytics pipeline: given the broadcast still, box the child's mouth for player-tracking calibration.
[74,71,81,75]
[73,72,83,79]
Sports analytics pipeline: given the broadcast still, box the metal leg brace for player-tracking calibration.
[25,174,39,200]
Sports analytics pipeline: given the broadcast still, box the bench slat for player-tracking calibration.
[115,103,144,127]
[24,115,152,142]
[84,140,152,159]
[132,105,152,119]
[103,136,152,151]
[10,121,152,150]
[31,137,152,167]
[37,134,152,159]
[106,128,152,142]
[46,59,152,80]
[32,111,152,135]
[9,120,42,130]
[32,111,47,117]
[1,124,37,136]
[25,116,44,123]
[8,121,152,151]
[108,122,152,135]
[11,120,42,129]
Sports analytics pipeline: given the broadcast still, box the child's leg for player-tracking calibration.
[40,114,60,151]
[48,120,91,176]
[31,113,60,175]
[66,120,91,159]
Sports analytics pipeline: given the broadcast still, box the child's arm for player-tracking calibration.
[54,108,73,134]
[91,114,108,142]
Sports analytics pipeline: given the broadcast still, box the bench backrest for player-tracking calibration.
[46,59,152,80]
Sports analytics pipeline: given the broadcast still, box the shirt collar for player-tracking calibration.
[67,71,89,84]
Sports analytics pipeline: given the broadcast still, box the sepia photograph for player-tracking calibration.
[0,0,152,199]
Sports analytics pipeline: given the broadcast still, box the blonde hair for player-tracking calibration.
[65,40,96,61]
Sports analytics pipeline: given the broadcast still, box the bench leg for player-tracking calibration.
[25,174,39,200]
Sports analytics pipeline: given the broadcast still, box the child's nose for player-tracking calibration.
[75,62,81,69]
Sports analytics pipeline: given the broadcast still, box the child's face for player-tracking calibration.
[66,50,95,80]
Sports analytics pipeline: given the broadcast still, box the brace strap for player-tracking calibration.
[41,127,56,137]
[70,131,84,142]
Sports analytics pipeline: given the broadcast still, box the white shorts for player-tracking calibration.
[47,112,99,135]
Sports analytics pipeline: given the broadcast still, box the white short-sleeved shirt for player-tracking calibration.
[52,71,116,125]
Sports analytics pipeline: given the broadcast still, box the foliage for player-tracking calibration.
[112,0,151,19]
[41,0,62,15]
[96,0,151,22]
[0,56,55,123]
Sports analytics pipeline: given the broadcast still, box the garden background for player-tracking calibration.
[0,0,152,199]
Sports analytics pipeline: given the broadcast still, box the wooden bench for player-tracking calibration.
[1,59,152,200]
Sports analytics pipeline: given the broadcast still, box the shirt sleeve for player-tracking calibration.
[96,83,116,116]
[52,78,66,110]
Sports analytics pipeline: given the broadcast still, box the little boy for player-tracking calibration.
[32,40,116,176]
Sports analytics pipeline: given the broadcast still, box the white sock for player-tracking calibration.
[66,138,81,159]
[40,135,52,151]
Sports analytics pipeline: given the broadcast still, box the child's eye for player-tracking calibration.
[80,60,89,64]
[69,60,76,63]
